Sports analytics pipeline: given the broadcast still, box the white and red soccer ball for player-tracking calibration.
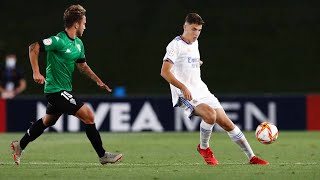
[255,122,278,144]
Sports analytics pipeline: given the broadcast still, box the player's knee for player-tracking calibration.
[203,107,216,124]
[45,120,57,127]
[84,111,95,124]
[43,117,57,127]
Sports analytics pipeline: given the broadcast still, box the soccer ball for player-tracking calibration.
[255,122,278,144]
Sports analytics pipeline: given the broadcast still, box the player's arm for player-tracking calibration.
[160,60,192,100]
[76,62,112,92]
[29,42,45,84]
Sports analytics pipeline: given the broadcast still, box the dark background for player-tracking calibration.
[0,0,319,95]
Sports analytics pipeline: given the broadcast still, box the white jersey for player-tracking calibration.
[163,36,212,106]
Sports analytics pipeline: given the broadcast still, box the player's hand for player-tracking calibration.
[33,72,45,84]
[97,81,112,92]
[199,60,203,66]
[181,86,192,101]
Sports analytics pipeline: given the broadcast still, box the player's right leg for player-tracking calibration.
[11,114,61,165]
[214,108,269,165]
[193,103,218,165]
[74,104,123,165]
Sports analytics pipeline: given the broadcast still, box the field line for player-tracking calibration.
[0,162,318,166]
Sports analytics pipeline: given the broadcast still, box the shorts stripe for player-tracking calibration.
[179,97,194,111]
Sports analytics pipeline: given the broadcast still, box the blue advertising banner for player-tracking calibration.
[5,96,306,132]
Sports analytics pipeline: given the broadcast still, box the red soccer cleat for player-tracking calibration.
[250,156,269,165]
[197,144,219,165]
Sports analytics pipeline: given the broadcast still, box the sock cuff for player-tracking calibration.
[200,120,214,131]
[227,126,244,139]
[37,118,46,128]
[228,126,240,135]
[85,123,96,127]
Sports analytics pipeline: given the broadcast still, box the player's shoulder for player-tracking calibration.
[167,36,182,47]
[55,31,66,40]
[174,36,183,42]
[43,31,66,44]
[172,36,184,44]
[75,37,84,45]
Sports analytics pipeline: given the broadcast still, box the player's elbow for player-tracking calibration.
[76,63,87,73]
[160,70,167,79]
[29,42,40,54]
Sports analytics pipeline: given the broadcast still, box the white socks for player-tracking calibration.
[199,122,255,160]
[199,120,214,149]
[227,126,255,159]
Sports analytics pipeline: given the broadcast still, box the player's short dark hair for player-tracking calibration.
[185,13,205,25]
[63,4,86,28]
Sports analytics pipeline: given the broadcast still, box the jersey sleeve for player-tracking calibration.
[163,41,180,64]
[41,36,65,51]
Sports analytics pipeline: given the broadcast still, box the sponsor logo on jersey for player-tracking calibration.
[187,57,199,63]
[65,49,71,53]
[43,38,52,46]
[188,57,201,68]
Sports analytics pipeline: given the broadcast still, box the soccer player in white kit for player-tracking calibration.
[161,13,268,165]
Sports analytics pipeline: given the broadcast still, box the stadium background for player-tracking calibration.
[1,2,319,179]
[0,0,320,132]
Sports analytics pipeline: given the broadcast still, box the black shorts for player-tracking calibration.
[45,91,84,115]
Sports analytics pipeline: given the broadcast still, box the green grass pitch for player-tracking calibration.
[0,131,319,179]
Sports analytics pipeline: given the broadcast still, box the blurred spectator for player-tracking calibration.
[0,53,26,99]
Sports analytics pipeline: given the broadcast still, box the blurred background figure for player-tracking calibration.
[0,53,26,99]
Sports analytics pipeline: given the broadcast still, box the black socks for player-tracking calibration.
[20,118,47,150]
[85,124,105,158]
[19,120,106,158]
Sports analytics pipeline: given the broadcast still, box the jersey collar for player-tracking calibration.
[179,35,192,45]
[64,31,75,41]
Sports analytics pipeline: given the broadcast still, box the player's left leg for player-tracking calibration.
[11,114,61,165]
[193,103,218,165]
[214,108,269,165]
[74,104,122,164]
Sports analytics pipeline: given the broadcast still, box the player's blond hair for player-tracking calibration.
[63,4,86,28]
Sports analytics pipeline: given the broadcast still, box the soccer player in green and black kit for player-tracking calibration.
[11,4,122,165]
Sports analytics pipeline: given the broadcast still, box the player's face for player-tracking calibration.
[76,16,86,37]
[184,23,202,42]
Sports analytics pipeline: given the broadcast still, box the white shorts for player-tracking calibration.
[175,94,223,118]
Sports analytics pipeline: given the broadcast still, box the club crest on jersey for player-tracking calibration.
[43,38,52,46]
[76,44,81,52]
